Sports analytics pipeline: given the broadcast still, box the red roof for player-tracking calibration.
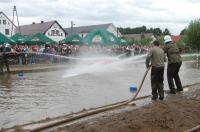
[171,35,181,43]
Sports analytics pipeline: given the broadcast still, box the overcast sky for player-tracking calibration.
[1,0,200,35]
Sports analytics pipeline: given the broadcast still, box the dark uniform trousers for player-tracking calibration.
[167,62,183,92]
[151,66,164,98]
[0,56,3,73]
[0,55,10,73]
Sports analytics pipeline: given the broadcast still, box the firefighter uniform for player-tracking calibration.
[164,42,183,94]
[146,41,166,100]
[0,44,11,73]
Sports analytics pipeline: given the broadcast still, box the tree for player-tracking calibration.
[180,28,186,35]
[152,28,162,36]
[138,38,153,45]
[163,28,171,35]
[186,19,200,51]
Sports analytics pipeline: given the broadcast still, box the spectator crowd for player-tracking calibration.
[0,44,150,66]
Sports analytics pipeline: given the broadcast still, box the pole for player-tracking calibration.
[15,6,21,34]
[70,21,73,35]
[11,6,21,36]
[11,6,15,36]
[70,21,75,35]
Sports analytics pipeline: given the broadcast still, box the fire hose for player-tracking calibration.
[28,67,151,132]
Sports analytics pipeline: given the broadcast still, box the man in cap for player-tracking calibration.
[0,43,11,73]
[146,40,166,100]
[164,35,183,94]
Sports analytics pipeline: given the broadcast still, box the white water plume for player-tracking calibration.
[62,54,147,78]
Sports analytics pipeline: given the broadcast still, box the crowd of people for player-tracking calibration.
[0,43,150,73]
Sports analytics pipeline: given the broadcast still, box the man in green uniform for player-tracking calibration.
[164,35,183,94]
[146,40,166,100]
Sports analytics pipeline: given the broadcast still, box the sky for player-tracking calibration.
[1,0,200,35]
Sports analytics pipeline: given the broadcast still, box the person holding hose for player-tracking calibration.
[146,40,166,100]
[0,43,11,73]
[164,35,183,94]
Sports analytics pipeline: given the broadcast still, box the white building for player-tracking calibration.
[16,21,67,42]
[64,23,122,38]
[0,11,16,37]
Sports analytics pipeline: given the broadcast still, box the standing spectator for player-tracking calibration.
[23,45,29,65]
[164,35,183,94]
[15,45,23,65]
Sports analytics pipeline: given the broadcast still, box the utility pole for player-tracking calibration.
[70,21,75,35]
[11,5,21,36]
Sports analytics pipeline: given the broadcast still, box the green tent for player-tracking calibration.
[60,34,83,45]
[118,37,128,45]
[82,29,121,45]
[10,33,26,44]
[0,32,16,45]
[24,33,57,45]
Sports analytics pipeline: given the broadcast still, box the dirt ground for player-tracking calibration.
[53,85,200,132]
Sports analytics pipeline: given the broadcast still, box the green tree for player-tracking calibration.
[138,38,153,45]
[152,28,162,36]
[186,19,200,51]
[118,26,163,36]
[176,40,186,48]
[180,28,186,35]
[163,28,171,35]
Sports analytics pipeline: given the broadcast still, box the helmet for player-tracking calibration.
[164,35,172,44]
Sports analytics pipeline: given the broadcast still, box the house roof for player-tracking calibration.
[171,35,182,43]
[123,33,154,40]
[16,20,67,36]
[64,23,112,35]
[0,11,16,27]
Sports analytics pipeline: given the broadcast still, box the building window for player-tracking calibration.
[8,22,9,25]
[48,32,50,36]
[61,33,63,36]
[5,29,9,35]
[3,20,6,25]
[0,20,1,24]
[56,30,59,35]
[51,30,55,35]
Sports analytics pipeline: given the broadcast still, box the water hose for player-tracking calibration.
[184,125,200,132]
[128,66,151,103]
[27,67,151,132]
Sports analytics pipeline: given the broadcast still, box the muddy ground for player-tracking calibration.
[50,85,200,132]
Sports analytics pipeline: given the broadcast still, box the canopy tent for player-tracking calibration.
[118,37,128,45]
[24,33,57,45]
[0,32,16,45]
[60,34,83,45]
[10,33,26,44]
[82,29,121,45]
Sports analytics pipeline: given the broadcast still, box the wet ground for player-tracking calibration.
[0,55,199,128]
